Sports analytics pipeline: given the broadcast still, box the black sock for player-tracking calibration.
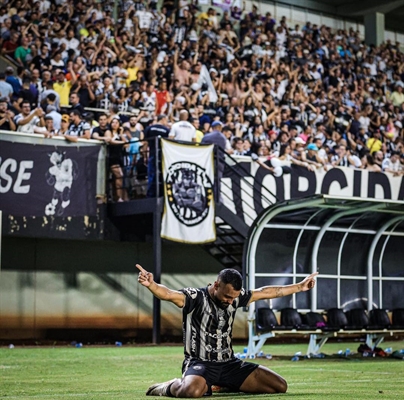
[166,382,175,398]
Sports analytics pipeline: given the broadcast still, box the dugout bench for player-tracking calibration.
[246,305,404,357]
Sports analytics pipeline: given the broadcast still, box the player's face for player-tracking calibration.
[212,282,241,309]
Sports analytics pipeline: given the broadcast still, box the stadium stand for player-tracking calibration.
[0,0,403,203]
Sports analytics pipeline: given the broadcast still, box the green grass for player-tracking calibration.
[1,342,404,399]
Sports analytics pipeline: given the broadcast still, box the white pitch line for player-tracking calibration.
[274,367,396,375]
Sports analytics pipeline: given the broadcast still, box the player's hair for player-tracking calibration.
[218,269,242,291]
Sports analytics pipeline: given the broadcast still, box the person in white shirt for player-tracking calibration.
[382,151,403,175]
[59,29,80,56]
[14,101,47,134]
[169,110,196,142]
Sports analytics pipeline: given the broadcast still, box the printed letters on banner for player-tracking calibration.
[161,139,216,243]
[0,141,100,217]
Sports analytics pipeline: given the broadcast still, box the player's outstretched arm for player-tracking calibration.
[136,264,185,308]
[248,272,319,304]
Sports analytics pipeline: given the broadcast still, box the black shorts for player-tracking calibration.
[182,358,258,391]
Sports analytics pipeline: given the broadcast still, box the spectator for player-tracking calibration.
[54,70,77,107]
[69,93,85,115]
[367,131,383,155]
[2,31,20,58]
[66,109,91,139]
[0,72,13,100]
[389,84,404,107]
[144,114,171,198]
[169,109,196,142]
[44,115,56,136]
[55,114,70,137]
[46,106,62,131]
[5,66,21,95]
[305,143,323,169]
[364,154,382,172]
[0,97,16,131]
[40,83,61,111]
[105,116,129,202]
[92,113,111,142]
[14,100,46,134]
[201,120,227,199]
[72,75,95,108]
[191,116,204,143]
[382,151,403,175]
[14,36,31,67]
[18,78,37,106]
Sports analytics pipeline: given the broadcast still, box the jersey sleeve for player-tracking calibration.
[237,288,253,308]
[180,287,203,313]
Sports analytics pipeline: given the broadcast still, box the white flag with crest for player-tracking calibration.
[161,139,216,243]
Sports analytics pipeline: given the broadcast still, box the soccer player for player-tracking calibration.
[136,264,318,397]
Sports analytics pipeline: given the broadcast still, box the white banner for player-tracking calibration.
[221,156,404,226]
[161,139,216,243]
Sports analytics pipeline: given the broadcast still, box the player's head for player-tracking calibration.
[217,269,242,290]
[211,269,243,309]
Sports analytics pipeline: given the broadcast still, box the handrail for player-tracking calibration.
[0,129,104,144]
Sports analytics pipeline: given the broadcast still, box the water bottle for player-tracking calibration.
[234,352,241,359]
[337,350,343,356]
[249,354,256,359]
[266,354,273,360]
[385,347,392,355]
[258,351,264,357]
[291,356,299,361]
[243,347,248,354]
[295,351,302,356]
[363,351,369,357]
[239,354,246,359]
[75,343,83,348]
[345,348,351,356]
[9,344,14,349]
[115,341,122,347]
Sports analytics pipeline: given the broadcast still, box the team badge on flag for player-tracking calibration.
[161,139,216,243]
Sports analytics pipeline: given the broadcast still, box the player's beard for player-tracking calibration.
[212,295,230,310]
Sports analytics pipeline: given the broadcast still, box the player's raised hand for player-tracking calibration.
[136,264,154,287]
[299,272,319,291]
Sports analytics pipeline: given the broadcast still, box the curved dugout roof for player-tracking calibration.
[244,195,404,313]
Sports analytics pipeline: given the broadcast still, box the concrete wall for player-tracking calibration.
[0,237,250,340]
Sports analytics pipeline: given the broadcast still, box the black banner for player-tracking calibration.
[0,141,100,217]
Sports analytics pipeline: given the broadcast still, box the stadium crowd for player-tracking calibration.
[1,0,404,200]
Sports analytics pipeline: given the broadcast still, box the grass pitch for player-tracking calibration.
[1,341,404,399]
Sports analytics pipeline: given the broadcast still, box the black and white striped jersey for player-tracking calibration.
[180,286,252,363]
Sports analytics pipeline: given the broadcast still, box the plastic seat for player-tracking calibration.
[302,311,336,331]
[326,308,349,329]
[280,308,309,330]
[392,308,404,329]
[255,308,286,333]
[369,309,391,329]
[345,308,369,329]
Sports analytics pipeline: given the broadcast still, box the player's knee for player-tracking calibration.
[276,378,288,393]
